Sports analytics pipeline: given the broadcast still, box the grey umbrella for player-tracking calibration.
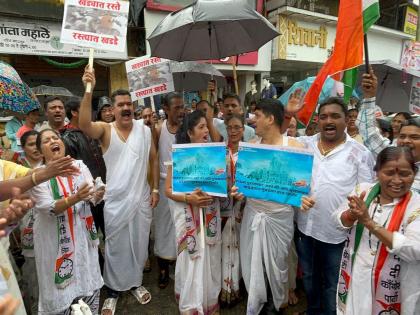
[358,60,420,113]
[170,61,226,91]
[148,0,279,61]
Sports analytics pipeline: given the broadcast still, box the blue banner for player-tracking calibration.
[236,142,314,207]
[172,143,227,197]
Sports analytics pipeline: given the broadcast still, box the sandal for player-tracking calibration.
[101,297,118,315]
[131,286,152,305]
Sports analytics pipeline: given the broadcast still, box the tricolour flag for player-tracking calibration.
[298,0,380,125]
[343,0,380,101]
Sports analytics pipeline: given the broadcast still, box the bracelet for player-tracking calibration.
[184,194,188,204]
[152,189,159,194]
[31,172,38,186]
[64,197,70,207]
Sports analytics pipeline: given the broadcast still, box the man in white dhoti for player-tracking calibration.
[233,98,305,315]
[153,92,184,288]
[80,67,159,315]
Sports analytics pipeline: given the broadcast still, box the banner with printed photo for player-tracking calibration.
[236,142,314,207]
[60,0,129,52]
[0,17,127,59]
[125,56,174,101]
[172,143,227,197]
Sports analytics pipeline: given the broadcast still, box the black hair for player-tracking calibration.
[318,97,348,117]
[255,99,284,128]
[223,93,241,105]
[20,130,39,148]
[192,99,198,102]
[394,112,412,121]
[224,113,245,126]
[217,98,223,103]
[44,96,64,111]
[163,92,183,108]
[176,110,206,144]
[197,100,212,109]
[65,97,82,120]
[36,129,61,152]
[374,146,418,173]
[110,89,131,104]
[401,118,420,129]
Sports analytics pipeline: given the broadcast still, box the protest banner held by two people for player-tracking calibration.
[60,0,129,92]
[171,142,314,208]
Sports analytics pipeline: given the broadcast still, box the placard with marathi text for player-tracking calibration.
[125,56,175,101]
[60,0,128,52]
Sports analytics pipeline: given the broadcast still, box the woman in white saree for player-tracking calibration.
[334,147,420,315]
[165,111,222,315]
[31,129,104,315]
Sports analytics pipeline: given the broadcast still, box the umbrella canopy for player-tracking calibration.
[0,62,40,114]
[32,85,74,97]
[358,60,420,113]
[279,76,359,108]
[170,61,226,91]
[148,0,279,61]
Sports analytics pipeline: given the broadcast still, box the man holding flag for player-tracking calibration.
[285,0,380,314]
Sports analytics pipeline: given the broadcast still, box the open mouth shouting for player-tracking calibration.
[323,124,337,137]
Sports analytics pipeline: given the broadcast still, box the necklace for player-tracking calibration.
[318,138,346,156]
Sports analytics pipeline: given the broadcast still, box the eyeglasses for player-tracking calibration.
[226,126,244,131]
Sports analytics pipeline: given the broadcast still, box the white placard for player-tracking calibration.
[0,17,127,59]
[125,56,175,101]
[60,0,129,53]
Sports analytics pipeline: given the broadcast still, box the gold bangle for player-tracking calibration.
[64,197,70,207]
[31,172,38,186]
[184,194,188,204]
[152,189,159,194]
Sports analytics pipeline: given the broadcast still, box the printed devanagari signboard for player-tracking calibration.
[236,142,314,207]
[125,56,175,101]
[172,143,227,197]
[60,0,129,52]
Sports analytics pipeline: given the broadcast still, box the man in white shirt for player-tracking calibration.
[356,69,420,194]
[212,93,255,141]
[289,97,375,315]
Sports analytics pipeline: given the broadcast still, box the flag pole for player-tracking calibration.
[364,34,369,73]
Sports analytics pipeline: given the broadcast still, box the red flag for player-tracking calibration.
[298,0,364,125]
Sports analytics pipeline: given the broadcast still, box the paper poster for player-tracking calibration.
[0,16,127,59]
[125,56,175,101]
[172,143,227,197]
[60,0,129,52]
[236,142,314,207]
[409,77,420,115]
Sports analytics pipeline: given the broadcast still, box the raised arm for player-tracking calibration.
[80,66,108,140]
[281,88,305,133]
[356,68,390,158]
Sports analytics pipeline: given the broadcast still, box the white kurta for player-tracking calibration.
[170,198,222,315]
[103,120,152,291]
[31,160,103,314]
[334,183,420,315]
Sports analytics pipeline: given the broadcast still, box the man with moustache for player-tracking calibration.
[357,68,420,193]
[153,92,184,288]
[286,97,375,315]
[79,67,159,314]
